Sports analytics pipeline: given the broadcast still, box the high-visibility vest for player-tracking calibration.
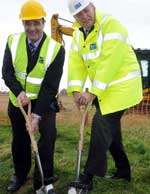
[67,11,143,115]
[8,32,61,107]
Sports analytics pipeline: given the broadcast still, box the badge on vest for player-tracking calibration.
[38,57,45,64]
[90,43,97,50]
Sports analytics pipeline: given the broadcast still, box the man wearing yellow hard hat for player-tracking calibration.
[2,0,65,192]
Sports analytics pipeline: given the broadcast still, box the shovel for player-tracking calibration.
[68,103,91,194]
[18,100,56,194]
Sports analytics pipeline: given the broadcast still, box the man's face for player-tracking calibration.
[74,3,95,29]
[23,19,44,42]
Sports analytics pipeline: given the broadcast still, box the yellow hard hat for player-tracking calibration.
[19,0,46,20]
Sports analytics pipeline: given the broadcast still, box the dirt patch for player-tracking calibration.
[0,93,9,125]
[0,93,149,129]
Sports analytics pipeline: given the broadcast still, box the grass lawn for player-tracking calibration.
[0,113,150,194]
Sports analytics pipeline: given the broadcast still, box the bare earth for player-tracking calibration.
[0,92,9,125]
[0,92,149,130]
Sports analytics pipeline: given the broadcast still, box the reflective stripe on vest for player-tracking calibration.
[26,93,37,98]
[70,43,78,51]
[10,34,21,64]
[26,77,43,85]
[68,80,84,87]
[82,32,128,61]
[45,40,57,70]
[103,33,127,42]
[76,30,81,48]
[71,30,82,52]
[93,70,141,90]
[16,73,43,85]
[82,50,100,61]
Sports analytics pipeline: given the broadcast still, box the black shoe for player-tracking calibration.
[7,175,27,192]
[44,175,59,184]
[110,171,131,182]
[69,174,93,191]
[33,175,59,191]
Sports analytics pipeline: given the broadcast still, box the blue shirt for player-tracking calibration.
[28,33,44,51]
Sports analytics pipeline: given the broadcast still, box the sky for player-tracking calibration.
[0,0,150,91]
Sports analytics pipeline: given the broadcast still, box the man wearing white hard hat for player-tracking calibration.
[67,0,142,191]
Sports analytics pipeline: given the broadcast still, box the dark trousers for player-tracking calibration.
[8,101,57,182]
[84,108,130,177]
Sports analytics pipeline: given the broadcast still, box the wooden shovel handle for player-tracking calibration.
[78,102,91,151]
[17,100,38,153]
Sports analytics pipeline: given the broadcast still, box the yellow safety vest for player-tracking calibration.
[8,32,61,107]
[67,11,143,115]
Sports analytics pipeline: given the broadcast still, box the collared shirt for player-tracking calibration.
[28,32,44,51]
[80,26,94,40]
[83,27,91,35]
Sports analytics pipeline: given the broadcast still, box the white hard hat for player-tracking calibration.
[68,0,91,16]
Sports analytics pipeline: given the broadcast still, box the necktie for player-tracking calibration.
[29,42,36,56]
[83,28,90,38]
[85,29,89,35]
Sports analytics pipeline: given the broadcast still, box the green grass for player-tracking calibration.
[0,121,150,194]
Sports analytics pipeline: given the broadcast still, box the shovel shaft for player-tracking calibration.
[36,152,45,186]
[76,103,91,180]
[18,100,45,187]
[18,100,38,153]
[78,103,91,152]
[76,150,82,180]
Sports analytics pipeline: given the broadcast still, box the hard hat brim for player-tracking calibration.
[20,15,46,20]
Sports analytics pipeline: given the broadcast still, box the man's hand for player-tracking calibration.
[79,92,96,105]
[73,91,96,108]
[73,91,82,109]
[17,91,30,107]
[26,113,41,133]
